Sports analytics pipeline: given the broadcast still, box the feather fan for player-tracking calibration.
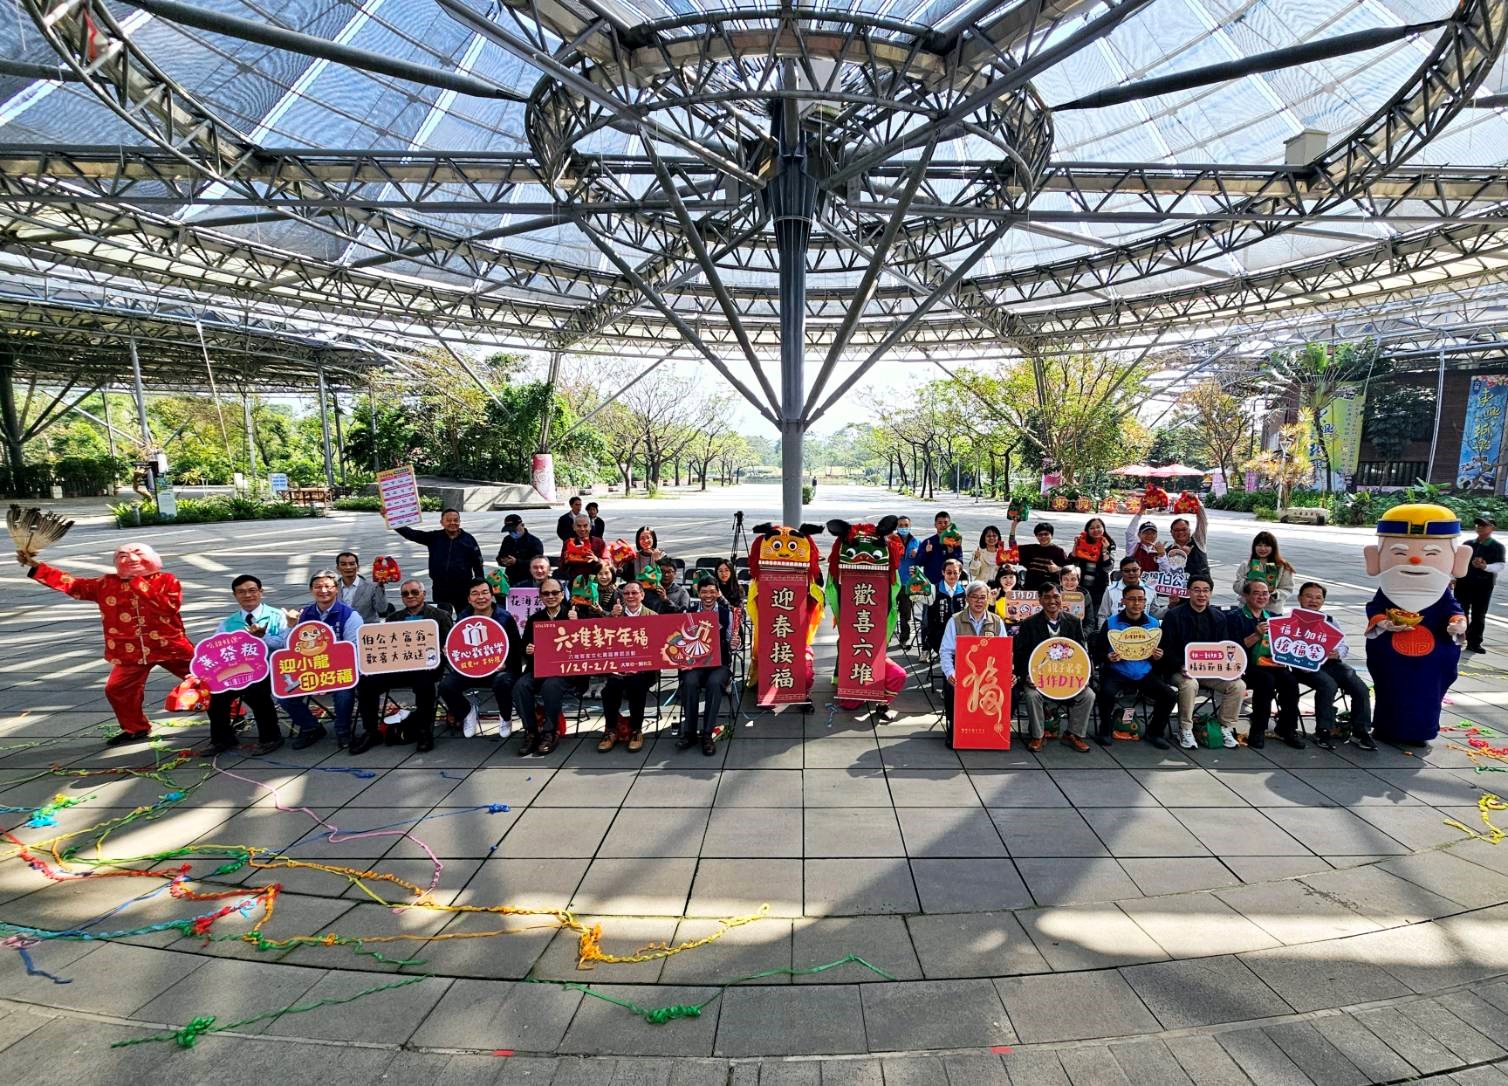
[7,505,74,560]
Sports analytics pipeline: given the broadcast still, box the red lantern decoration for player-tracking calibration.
[1173,491,1202,515]
[371,556,402,584]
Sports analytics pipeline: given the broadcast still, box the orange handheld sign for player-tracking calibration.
[270,620,359,695]
[1027,637,1091,700]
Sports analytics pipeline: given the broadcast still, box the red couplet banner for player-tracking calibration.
[533,613,721,677]
[756,565,813,707]
[835,566,893,703]
[953,635,1013,749]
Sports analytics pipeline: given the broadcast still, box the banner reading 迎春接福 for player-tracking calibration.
[755,564,814,707]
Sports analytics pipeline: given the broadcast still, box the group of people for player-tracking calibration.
[16,490,1499,759]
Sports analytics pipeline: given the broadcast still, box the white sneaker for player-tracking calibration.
[462,707,480,738]
[497,717,512,739]
[1178,728,1197,750]
[1222,726,1238,749]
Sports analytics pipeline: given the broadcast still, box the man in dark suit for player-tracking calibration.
[353,580,454,755]
[556,496,583,543]
[677,576,734,755]
[1013,583,1095,752]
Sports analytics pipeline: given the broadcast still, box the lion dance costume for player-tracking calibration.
[745,523,824,700]
[27,543,193,739]
[826,517,907,708]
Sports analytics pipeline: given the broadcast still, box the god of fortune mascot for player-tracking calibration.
[825,517,908,708]
[1363,504,1470,745]
[745,523,824,695]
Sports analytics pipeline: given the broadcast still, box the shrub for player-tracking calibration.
[801,484,814,504]
[332,494,442,513]
[1252,504,1277,521]
[112,496,316,528]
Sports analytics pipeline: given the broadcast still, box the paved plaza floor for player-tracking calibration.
[2,483,1508,1084]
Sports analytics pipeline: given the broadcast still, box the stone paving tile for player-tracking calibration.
[801,738,884,770]
[1212,879,1380,944]
[1216,1027,1313,1086]
[1262,1021,1371,1086]
[1129,767,1247,807]
[1172,808,1312,856]
[790,917,923,982]
[910,858,1032,912]
[894,807,1007,857]
[1017,902,1169,970]
[1218,855,1333,884]
[716,769,804,808]
[1079,807,1212,857]
[1015,856,1143,907]
[883,770,981,808]
[571,856,698,915]
[1119,857,1242,896]
[340,767,462,807]
[860,978,1014,1051]
[492,805,614,858]
[967,769,1070,807]
[702,807,804,858]
[1166,1033,1270,1086]
[558,984,722,1057]
[687,858,803,917]
[402,911,557,979]
[411,978,582,1051]
[1,941,204,1016]
[530,915,677,983]
[1297,864,1464,925]
[722,738,805,771]
[1437,990,1508,1047]
[659,918,794,985]
[1048,769,1157,808]
[1299,768,1423,806]
[456,856,592,911]
[530,768,639,807]
[1240,939,1413,1012]
[996,970,1160,1043]
[905,910,1051,980]
[596,806,710,858]
[876,1055,944,1085]
[876,736,962,770]
[804,859,919,916]
[988,807,1109,857]
[1121,955,1292,1029]
[1118,892,1282,957]
[1261,807,1412,855]
[623,770,722,807]
[1108,1039,1195,1085]
[1354,1006,1463,1074]
[1369,767,1493,807]
[1378,849,1508,908]
[714,986,867,1056]
[938,1053,1011,1086]
[262,971,453,1044]
[1208,768,1338,808]
[1399,998,1508,1064]
[804,808,905,858]
[437,765,554,807]
[996,1050,1072,1085]
[802,771,892,807]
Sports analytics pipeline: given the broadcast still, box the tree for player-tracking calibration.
[1363,384,1435,461]
[1263,339,1387,493]
[1243,422,1313,509]
[1174,379,1255,484]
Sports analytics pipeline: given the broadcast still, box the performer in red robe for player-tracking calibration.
[17,542,193,745]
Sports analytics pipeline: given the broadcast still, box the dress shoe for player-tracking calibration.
[105,730,149,747]
[701,735,717,756]
[347,731,378,755]
[290,725,326,750]
[414,731,435,753]
[196,740,236,758]
[1092,732,1113,747]
[1146,735,1170,750]
[1063,733,1090,753]
[1277,732,1305,750]
[597,732,616,753]
[252,737,284,756]
[1246,731,1266,749]
[1025,736,1044,752]
[675,734,696,751]
[537,733,558,756]
[516,731,538,758]
[627,731,645,753]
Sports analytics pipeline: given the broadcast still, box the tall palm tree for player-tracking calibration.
[1263,339,1387,495]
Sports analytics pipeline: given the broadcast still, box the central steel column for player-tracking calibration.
[128,339,150,445]
[315,365,336,490]
[765,69,821,528]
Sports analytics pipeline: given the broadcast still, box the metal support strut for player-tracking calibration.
[315,364,336,491]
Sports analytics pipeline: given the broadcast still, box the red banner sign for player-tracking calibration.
[755,565,813,707]
[270,620,359,696]
[835,565,893,703]
[953,635,1012,749]
[445,616,510,679]
[533,613,721,677]
[190,630,269,694]
[1267,608,1344,672]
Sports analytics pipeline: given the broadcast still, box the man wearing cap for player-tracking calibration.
[496,513,544,571]
[1457,515,1504,654]
[1363,503,1470,745]
[1124,518,1164,573]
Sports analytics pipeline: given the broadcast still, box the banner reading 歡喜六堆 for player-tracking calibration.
[1457,376,1508,490]
[756,565,813,707]
[1267,608,1344,672]
[357,619,441,674]
[376,464,423,529]
[505,587,542,630]
[954,635,1012,749]
[1144,569,1189,598]
[1310,383,1367,490]
[1184,641,1247,681]
[445,616,510,679]
[1027,637,1092,700]
[190,630,269,694]
[835,565,893,703]
[270,621,359,696]
[533,612,720,677]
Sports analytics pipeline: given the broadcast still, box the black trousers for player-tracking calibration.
[438,669,517,723]
[1245,666,1300,739]
[1295,658,1372,738]
[1095,669,1176,739]
[1457,577,1495,650]
[512,672,570,735]
[603,671,656,734]
[679,665,730,737]
[209,677,281,747]
[357,672,438,738]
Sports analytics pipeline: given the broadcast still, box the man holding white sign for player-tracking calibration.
[1090,585,1175,748]
[352,580,450,754]
[1156,574,1245,749]
[1291,582,1376,751]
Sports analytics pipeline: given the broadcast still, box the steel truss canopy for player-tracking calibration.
[1,0,1508,417]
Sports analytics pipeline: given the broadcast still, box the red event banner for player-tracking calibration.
[445,616,510,679]
[190,630,269,694]
[533,613,721,677]
[835,566,892,703]
[756,565,814,707]
[270,620,359,696]
[953,635,1013,750]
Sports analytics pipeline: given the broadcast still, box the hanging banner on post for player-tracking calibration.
[1310,383,1367,490]
[1457,376,1508,490]
[834,565,893,703]
[376,464,423,529]
[953,635,1013,749]
[531,453,557,503]
[756,565,814,707]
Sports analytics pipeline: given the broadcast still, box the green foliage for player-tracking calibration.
[53,455,129,496]
[801,484,814,504]
[1253,505,1277,521]
[1263,338,1388,492]
[1362,385,1435,460]
[111,496,316,528]
[332,494,443,512]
